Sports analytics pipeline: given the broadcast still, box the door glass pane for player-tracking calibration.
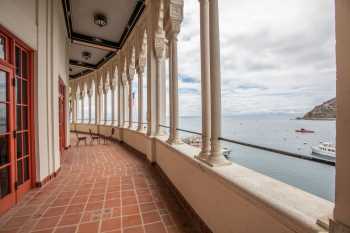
[0,70,6,102]
[23,106,28,130]
[24,157,29,181]
[15,47,21,77]
[0,135,8,166]
[22,51,28,79]
[23,132,28,155]
[17,160,23,185]
[22,80,27,104]
[0,167,10,198]
[17,134,22,158]
[0,36,4,60]
[16,106,21,130]
[16,79,21,104]
[0,103,7,133]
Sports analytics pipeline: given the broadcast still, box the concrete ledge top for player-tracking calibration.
[155,135,334,233]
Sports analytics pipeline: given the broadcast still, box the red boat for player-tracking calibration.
[295,128,315,133]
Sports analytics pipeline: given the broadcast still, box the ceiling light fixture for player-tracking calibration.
[94,13,108,27]
[82,51,91,61]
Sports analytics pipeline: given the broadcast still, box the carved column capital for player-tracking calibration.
[154,32,165,59]
[127,68,136,81]
[165,0,184,38]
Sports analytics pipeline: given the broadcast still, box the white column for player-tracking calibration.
[88,92,92,124]
[206,0,230,166]
[330,0,350,232]
[121,82,126,127]
[146,27,157,137]
[137,68,144,131]
[197,0,211,160]
[155,56,163,136]
[111,86,116,125]
[167,45,173,141]
[104,89,108,124]
[154,34,165,136]
[160,59,167,131]
[80,95,84,123]
[128,79,133,128]
[124,82,129,127]
[118,78,122,127]
[99,90,104,124]
[72,98,77,123]
[167,34,182,144]
[95,87,100,124]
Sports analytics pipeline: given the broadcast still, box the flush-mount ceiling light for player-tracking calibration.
[82,51,91,61]
[94,13,108,27]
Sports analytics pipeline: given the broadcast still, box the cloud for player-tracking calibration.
[176,0,335,116]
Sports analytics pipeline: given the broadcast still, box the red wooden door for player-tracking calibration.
[14,44,32,200]
[0,26,35,214]
[59,79,66,154]
[0,62,16,214]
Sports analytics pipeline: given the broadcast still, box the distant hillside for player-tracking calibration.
[302,98,336,120]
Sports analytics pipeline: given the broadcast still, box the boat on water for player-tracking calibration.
[295,128,315,133]
[312,142,336,160]
[183,136,233,159]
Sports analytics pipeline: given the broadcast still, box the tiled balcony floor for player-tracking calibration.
[0,139,198,233]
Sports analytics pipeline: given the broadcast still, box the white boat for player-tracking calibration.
[312,142,336,160]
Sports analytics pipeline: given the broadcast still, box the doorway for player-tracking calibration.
[59,78,66,154]
[0,26,35,214]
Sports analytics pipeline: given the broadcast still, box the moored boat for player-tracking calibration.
[312,142,336,160]
[295,128,315,133]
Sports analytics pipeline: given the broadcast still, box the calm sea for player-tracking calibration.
[177,114,335,202]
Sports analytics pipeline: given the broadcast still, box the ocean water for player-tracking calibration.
[177,114,336,202]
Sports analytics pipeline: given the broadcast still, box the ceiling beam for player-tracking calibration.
[69,59,97,70]
[71,33,119,52]
[69,69,94,79]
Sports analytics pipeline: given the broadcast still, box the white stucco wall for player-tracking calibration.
[0,0,69,182]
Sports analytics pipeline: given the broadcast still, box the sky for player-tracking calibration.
[76,0,336,121]
[176,0,336,116]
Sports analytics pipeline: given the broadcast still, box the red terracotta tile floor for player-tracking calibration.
[0,139,200,233]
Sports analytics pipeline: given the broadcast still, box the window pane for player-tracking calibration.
[0,36,5,60]
[0,167,10,198]
[0,135,8,166]
[15,47,21,77]
[17,160,23,185]
[24,157,29,181]
[0,70,6,102]
[16,106,21,130]
[22,51,28,79]
[23,132,28,155]
[16,78,21,104]
[16,134,22,158]
[22,80,27,105]
[23,106,28,130]
[0,104,7,133]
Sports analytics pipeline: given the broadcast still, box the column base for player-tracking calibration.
[199,154,232,167]
[195,150,210,161]
[166,136,183,145]
[330,219,350,233]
